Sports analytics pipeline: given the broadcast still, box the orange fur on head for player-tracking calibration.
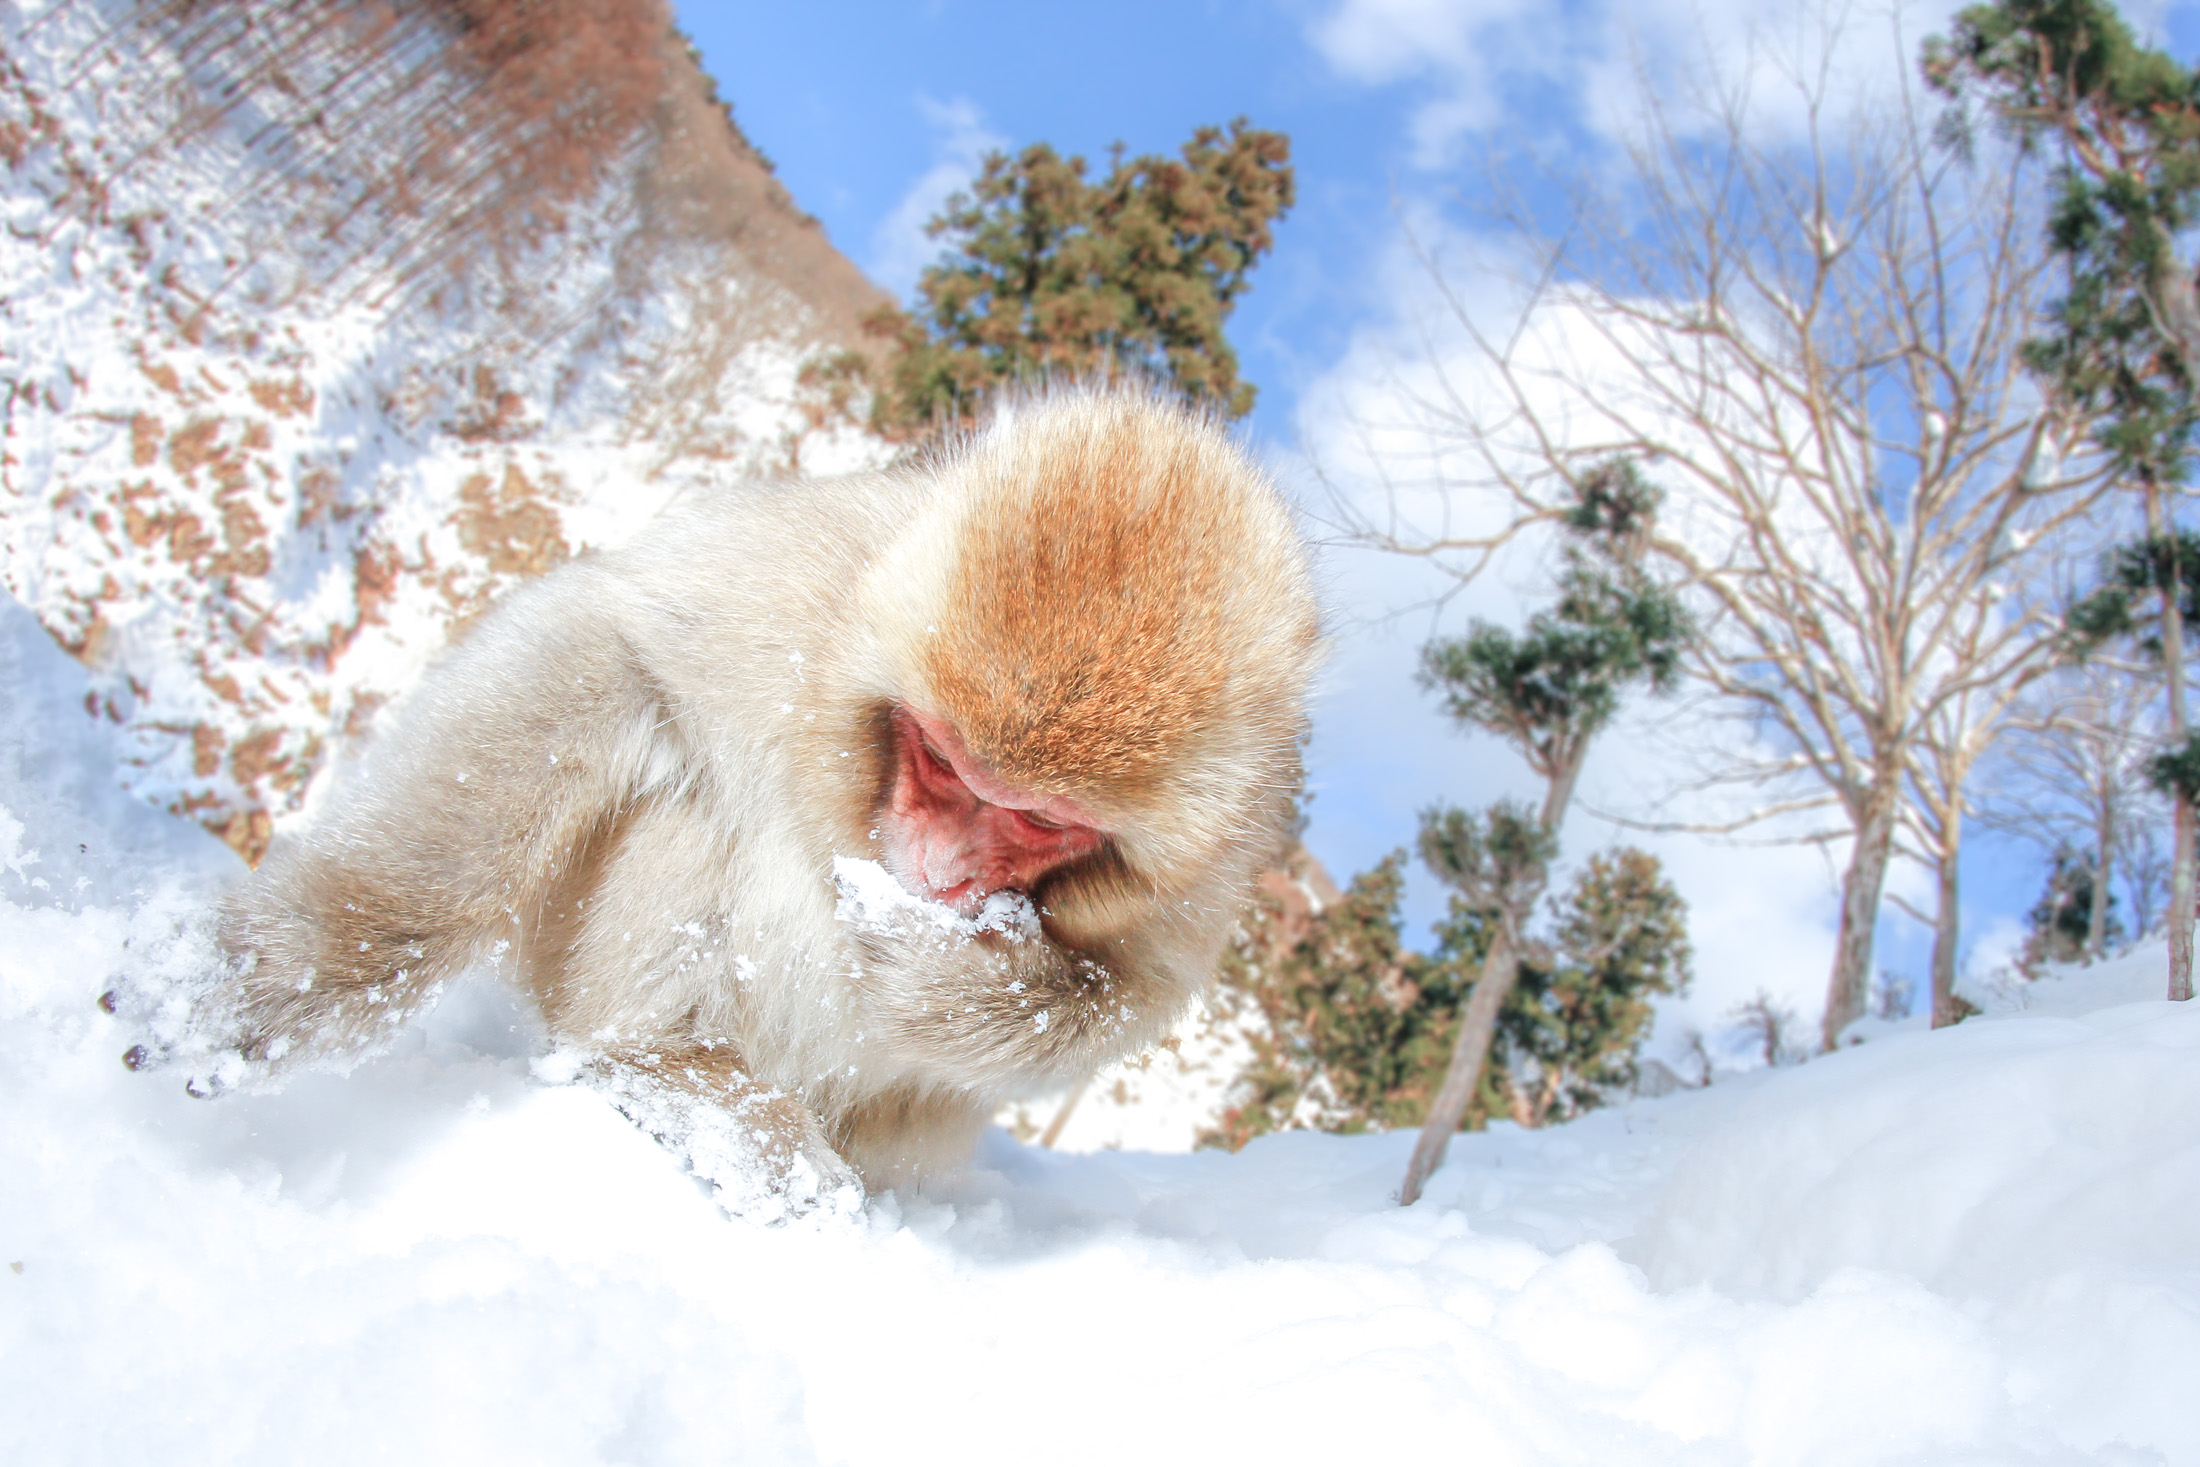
[913,390,1316,804]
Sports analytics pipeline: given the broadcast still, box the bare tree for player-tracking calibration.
[2123,814,2172,940]
[1727,990,1802,1068]
[1330,30,2110,1050]
[1900,603,2076,1024]
[1976,659,2162,955]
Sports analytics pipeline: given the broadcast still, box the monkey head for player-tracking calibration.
[854,390,1320,953]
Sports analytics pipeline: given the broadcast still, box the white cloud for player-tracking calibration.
[1311,0,1549,144]
[866,97,1008,299]
[1306,0,1975,165]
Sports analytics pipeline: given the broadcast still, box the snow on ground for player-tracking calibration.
[5,594,2199,1466]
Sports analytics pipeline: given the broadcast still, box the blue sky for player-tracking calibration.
[672,0,2200,1043]
[673,0,1407,438]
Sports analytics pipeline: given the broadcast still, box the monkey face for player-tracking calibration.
[878,705,1106,915]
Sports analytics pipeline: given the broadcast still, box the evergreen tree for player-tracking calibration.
[1928,0,2200,1000]
[1198,854,1462,1150]
[2067,537,2200,878]
[2023,844,2127,969]
[1400,461,1690,1204]
[1496,849,1693,1125]
[1199,843,1690,1149]
[864,120,1293,434]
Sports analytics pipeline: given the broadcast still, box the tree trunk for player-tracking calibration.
[1821,784,1899,1050]
[1039,1078,1088,1149]
[1930,834,1964,1027]
[1398,752,1584,1206]
[2088,798,2113,961]
[1399,923,1518,1206]
[2172,801,2196,1002]
[2148,481,2195,1002]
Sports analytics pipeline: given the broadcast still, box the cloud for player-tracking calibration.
[1305,0,1977,166]
[866,97,1008,299]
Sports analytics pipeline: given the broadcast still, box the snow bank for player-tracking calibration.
[4,594,2197,1464]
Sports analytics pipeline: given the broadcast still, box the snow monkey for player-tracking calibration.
[185,388,1321,1211]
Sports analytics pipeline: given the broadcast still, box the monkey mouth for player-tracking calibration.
[921,877,995,916]
[906,835,1042,914]
[878,706,1105,915]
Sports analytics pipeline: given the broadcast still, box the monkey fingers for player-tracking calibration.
[99,934,265,1095]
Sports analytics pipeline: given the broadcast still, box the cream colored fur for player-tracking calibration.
[215,388,1321,1195]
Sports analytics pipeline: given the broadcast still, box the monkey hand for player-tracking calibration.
[560,1048,865,1226]
[98,914,271,1096]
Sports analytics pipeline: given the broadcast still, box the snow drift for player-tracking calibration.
[5,591,2197,1465]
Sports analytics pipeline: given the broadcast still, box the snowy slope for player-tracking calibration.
[5,588,2198,1466]
[0,0,892,863]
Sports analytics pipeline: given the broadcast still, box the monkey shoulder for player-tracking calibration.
[593,471,910,685]
[622,471,915,590]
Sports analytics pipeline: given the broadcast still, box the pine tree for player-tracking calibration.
[1928,0,2200,1000]
[1495,849,1692,1125]
[1198,854,1464,1149]
[864,120,1293,434]
[2066,535,2200,957]
[1399,461,1689,1204]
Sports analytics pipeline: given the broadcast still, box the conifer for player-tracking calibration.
[865,121,1292,432]
[1399,462,1690,1204]
[1930,0,2200,1000]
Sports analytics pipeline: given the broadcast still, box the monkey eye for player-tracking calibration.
[919,735,955,774]
[1018,809,1067,832]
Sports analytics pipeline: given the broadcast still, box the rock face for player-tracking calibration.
[0,0,894,861]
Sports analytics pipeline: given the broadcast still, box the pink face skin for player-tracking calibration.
[878,705,1106,915]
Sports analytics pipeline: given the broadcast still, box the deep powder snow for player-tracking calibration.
[4,597,2198,1465]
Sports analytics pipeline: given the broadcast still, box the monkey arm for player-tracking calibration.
[216,570,672,1065]
[837,895,1215,1099]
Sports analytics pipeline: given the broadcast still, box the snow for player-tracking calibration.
[831,854,1043,941]
[4,592,2198,1464]
[3,12,2196,1451]
[1968,942,2179,1018]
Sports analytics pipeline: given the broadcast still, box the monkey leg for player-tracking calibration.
[828,1083,993,1194]
[579,1044,865,1224]
[199,571,671,1077]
